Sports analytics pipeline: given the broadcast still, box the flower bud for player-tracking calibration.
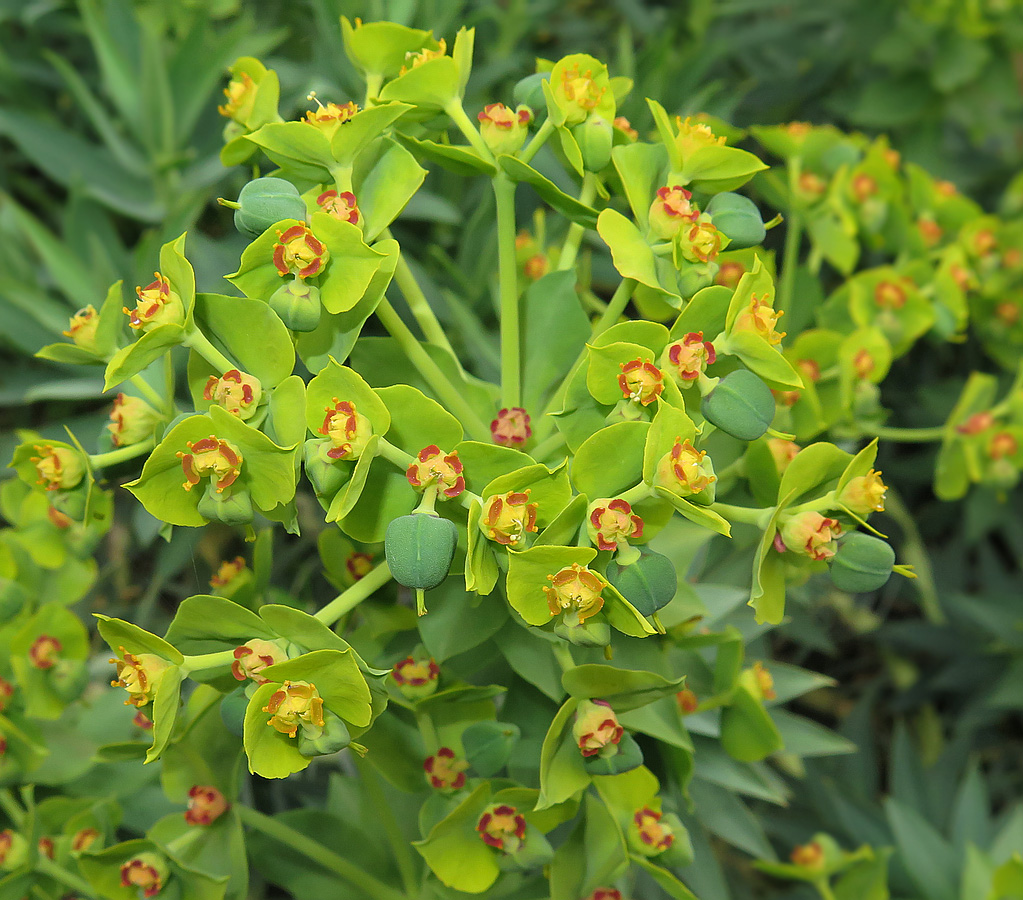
[544,563,605,627]
[263,680,325,738]
[828,533,895,593]
[30,444,85,492]
[613,117,638,141]
[391,655,440,700]
[677,688,698,714]
[63,305,101,353]
[790,840,825,870]
[269,280,322,332]
[29,634,61,669]
[232,177,306,238]
[273,224,329,279]
[424,747,469,791]
[304,99,359,139]
[477,804,526,853]
[629,807,676,857]
[0,829,29,871]
[678,218,723,264]
[572,699,624,758]
[120,852,169,898]
[406,446,465,498]
[108,394,162,447]
[838,469,887,515]
[317,189,360,225]
[232,639,288,684]
[491,407,532,447]
[661,332,715,387]
[480,491,538,547]
[716,260,747,289]
[110,647,171,708]
[587,498,643,554]
[732,293,785,345]
[185,786,229,826]
[779,512,841,561]
[0,677,13,714]
[618,359,664,406]
[317,399,374,460]
[700,369,776,441]
[477,103,531,156]
[203,369,262,420]
[71,827,100,853]
[124,272,185,331]
[654,438,716,497]
[705,192,766,249]
[766,438,799,473]
[648,186,699,240]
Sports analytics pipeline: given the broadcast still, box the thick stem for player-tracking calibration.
[530,431,567,462]
[553,642,575,674]
[493,173,522,408]
[314,560,393,625]
[444,99,494,162]
[183,327,235,374]
[778,158,803,316]
[89,437,156,469]
[620,482,654,505]
[389,243,458,360]
[129,373,168,412]
[235,804,406,900]
[520,117,556,165]
[374,299,491,442]
[556,173,597,272]
[181,648,236,676]
[0,788,25,826]
[36,857,97,898]
[859,424,946,443]
[710,502,773,527]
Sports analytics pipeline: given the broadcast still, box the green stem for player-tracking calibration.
[778,158,803,316]
[710,502,773,527]
[129,373,167,412]
[364,74,383,105]
[557,173,597,271]
[162,352,177,417]
[183,327,235,374]
[883,488,945,625]
[520,117,555,165]
[387,240,459,361]
[444,99,495,162]
[374,299,491,442]
[620,482,653,505]
[181,648,236,676]
[354,757,418,896]
[0,788,25,826]
[314,561,393,625]
[814,878,838,900]
[553,642,575,674]
[36,857,97,898]
[859,424,946,443]
[494,173,522,408]
[330,164,354,195]
[530,431,567,462]
[89,437,156,469]
[235,804,406,900]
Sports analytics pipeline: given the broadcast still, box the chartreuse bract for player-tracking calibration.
[2,14,1021,900]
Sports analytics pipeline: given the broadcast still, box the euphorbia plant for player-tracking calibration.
[2,15,1022,900]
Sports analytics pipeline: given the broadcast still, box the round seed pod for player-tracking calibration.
[701,369,775,441]
[384,514,458,591]
[829,532,895,593]
[269,281,322,333]
[513,72,548,111]
[605,548,678,617]
[705,192,767,249]
[573,115,614,172]
[233,177,306,237]
[582,731,644,776]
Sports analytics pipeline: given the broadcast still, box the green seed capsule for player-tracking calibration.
[233,177,307,238]
[572,115,614,172]
[701,369,775,441]
[605,549,677,617]
[513,72,548,111]
[705,192,766,249]
[269,281,322,332]
[582,731,644,776]
[385,514,458,592]
[829,532,895,593]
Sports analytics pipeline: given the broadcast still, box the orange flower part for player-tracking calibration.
[29,635,61,670]
[263,680,325,738]
[133,711,153,730]
[655,438,716,497]
[676,688,698,714]
[618,359,664,406]
[424,747,469,791]
[108,394,160,447]
[110,647,170,708]
[203,369,262,420]
[273,224,329,279]
[797,172,826,199]
[124,272,183,331]
[71,827,100,852]
[477,103,531,154]
[318,398,374,460]
[852,348,875,380]
[918,217,942,247]
[232,639,287,684]
[346,551,374,580]
[523,253,548,280]
[120,854,167,898]
[634,808,675,852]
[544,563,605,624]
[851,173,878,203]
[681,219,723,264]
[613,116,638,141]
[478,102,531,130]
[648,185,699,238]
[572,699,624,757]
[874,280,908,309]
[304,99,359,139]
[317,190,360,225]
[491,408,532,447]
[957,411,995,436]
[971,229,998,257]
[559,64,606,122]
[210,556,246,589]
[588,498,643,552]
[476,803,526,851]
[30,444,85,491]
[399,39,446,75]
[936,179,957,197]
[790,840,825,869]
[587,890,623,900]
[664,332,716,385]
[177,436,243,494]
[674,115,725,158]
[0,677,13,714]
[37,837,54,860]
[392,655,440,688]
[185,785,230,826]
[752,661,776,700]
[786,121,812,138]
[884,148,901,168]
[481,491,538,547]
[47,506,72,529]
[996,302,1020,326]
[63,305,101,352]
[406,445,465,498]
[839,469,887,515]
[733,293,785,345]
[219,71,255,121]
[716,260,746,289]
[990,431,1019,460]
[779,512,841,561]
